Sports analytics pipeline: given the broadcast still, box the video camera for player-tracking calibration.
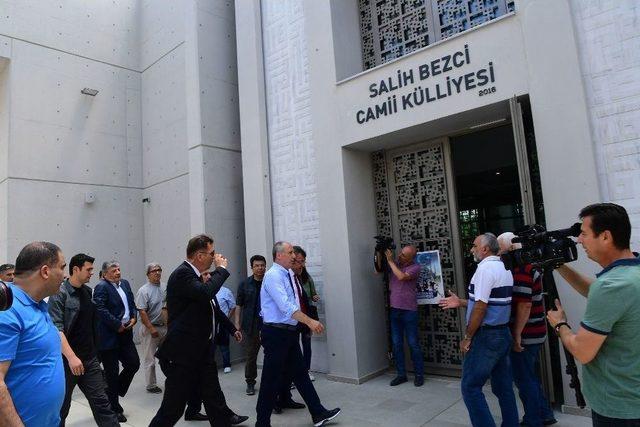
[0,280,13,311]
[374,235,396,273]
[501,223,582,271]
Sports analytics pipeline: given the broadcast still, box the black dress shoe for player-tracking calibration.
[279,399,306,409]
[414,375,424,387]
[184,412,208,421]
[229,414,249,425]
[273,405,282,414]
[117,413,127,423]
[390,375,408,386]
[312,408,341,426]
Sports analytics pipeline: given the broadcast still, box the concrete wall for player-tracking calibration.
[0,29,146,285]
[140,0,189,276]
[196,0,246,286]
[571,0,640,249]
[1,0,140,70]
[0,0,245,295]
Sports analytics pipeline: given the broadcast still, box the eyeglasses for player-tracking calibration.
[149,269,162,273]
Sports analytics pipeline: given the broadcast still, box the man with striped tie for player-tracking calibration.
[439,233,519,427]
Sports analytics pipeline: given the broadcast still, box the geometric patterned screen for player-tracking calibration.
[373,146,464,371]
[359,0,514,70]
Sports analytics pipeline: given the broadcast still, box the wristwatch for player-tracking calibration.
[554,321,571,336]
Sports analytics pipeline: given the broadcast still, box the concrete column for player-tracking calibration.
[303,0,389,383]
[235,0,274,265]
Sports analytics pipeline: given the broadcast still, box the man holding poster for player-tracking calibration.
[384,245,425,387]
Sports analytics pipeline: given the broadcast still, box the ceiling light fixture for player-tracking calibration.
[81,88,99,96]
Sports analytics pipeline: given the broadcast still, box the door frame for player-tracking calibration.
[385,137,467,376]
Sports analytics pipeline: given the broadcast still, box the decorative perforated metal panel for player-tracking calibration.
[373,146,463,370]
[359,0,514,69]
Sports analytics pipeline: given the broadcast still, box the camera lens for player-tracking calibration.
[0,281,13,311]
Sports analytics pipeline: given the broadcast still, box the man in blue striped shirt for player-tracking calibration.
[440,233,518,427]
[256,241,340,427]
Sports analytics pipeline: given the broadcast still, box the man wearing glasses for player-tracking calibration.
[150,234,248,426]
[135,262,167,394]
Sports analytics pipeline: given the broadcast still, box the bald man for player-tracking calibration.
[384,245,424,387]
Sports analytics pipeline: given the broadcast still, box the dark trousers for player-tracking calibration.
[511,344,555,427]
[214,330,231,368]
[99,334,140,414]
[60,356,119,427]
[256,325,325,427]
[244,333,261,386]
[592,411,640,427]
[301,332,312,371]
[150,358,233,427]
[390,308,424,377]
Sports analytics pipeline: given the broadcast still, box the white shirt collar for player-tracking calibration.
[479,255,500,265]
[185,260,201,277]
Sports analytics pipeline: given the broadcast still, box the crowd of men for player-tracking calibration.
[0,202,638,427]
[0,236,339,427]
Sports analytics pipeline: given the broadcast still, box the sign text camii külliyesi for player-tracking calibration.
[356,44,496,125]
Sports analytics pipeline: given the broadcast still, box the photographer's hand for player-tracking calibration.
[385,249,393,262]
[546,298,567,328]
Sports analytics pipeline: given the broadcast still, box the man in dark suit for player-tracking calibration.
[183,270,249,422]
[150,234,248,426]
[93,260,140,423]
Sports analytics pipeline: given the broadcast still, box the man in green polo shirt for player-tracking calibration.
[547,203,640,426]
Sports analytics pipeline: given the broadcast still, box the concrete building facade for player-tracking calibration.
[237,0,640,412]
[1,0,639,415]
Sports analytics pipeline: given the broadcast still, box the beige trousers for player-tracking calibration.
[140,325,167,389]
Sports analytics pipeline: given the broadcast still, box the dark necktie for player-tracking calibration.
[293,274,308,315]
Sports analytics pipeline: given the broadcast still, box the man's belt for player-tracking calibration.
[480,323,509,329]
[264,322,298,331]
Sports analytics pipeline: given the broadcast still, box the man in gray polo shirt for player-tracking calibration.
[135,262,167,393]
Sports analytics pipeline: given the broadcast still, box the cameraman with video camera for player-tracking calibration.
[546,203,640,426]
[497,232,556,427]
[381,244,424,387]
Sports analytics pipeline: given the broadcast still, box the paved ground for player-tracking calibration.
[66,361,592,426]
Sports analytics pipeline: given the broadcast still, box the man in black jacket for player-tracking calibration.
[150,234,248,426]
[48,253,119,426]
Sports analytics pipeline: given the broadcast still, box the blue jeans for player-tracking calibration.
[390,308,424,377]
[461,327,519,427]
[511,344,555,426]
[212,330,231,368]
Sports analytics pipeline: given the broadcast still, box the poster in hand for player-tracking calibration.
[416,250,444,305]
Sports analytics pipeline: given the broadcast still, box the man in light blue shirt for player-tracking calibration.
[0,242,66,426]
[256,241,340,427]
[215,284,236,372]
